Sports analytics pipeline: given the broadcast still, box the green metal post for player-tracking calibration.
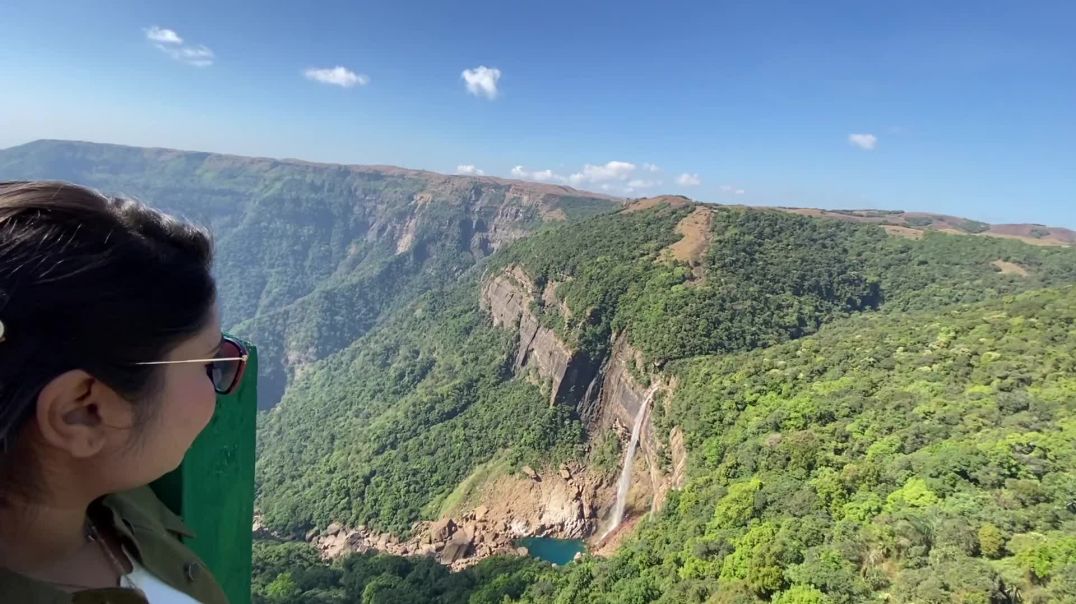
[152,338,258,604]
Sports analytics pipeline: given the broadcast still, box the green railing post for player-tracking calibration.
[152,338,258,604]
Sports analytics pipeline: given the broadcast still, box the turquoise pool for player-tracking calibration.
[516,537,586,565]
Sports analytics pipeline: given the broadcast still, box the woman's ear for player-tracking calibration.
[34,370,133,458]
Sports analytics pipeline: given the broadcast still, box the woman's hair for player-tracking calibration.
[0,181,216,499]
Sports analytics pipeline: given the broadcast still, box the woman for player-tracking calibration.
[0,181,246,603]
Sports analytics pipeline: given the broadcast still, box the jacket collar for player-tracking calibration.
[0,493,194,603]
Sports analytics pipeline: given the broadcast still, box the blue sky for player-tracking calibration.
[1,0,1073,226]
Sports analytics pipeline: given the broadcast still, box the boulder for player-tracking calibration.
[305,528,319,542]
[509,519,530,536]
[521,465,540,481]
[563,519,589,539]
[429,518,456,541]
[559,465,572,480]
[321,532,349,558]
[441,532,473,563]
[324,522,344,536]
[474,505,489,522]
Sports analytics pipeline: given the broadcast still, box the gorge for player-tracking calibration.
[5,140,1076,603]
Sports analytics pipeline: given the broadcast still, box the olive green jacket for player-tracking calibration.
[0,487,228,604]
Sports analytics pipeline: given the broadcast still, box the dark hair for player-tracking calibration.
[0,181,216,499]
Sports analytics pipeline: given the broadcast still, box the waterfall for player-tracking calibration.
[601,384,659,539]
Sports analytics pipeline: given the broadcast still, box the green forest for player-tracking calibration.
[255,278,583,535]
[0,139,617,406]
[252,201,1076,603]
[518,286,1076,603]
[252,285,1076,604]
[4,142,1075,603]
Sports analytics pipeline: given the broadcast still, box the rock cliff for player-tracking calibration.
[312,265,689,567]
[479,268,686,544]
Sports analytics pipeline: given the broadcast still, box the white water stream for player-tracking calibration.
[601,384,659,539]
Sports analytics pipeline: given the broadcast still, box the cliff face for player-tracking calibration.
[481,267,599,408]
[586,335,684,523]
[384,182,599,260]
[0,139,621,408]
[477,266,686,549]
[584,333,650,428]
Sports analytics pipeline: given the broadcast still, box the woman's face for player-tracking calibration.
[111,305,223,489]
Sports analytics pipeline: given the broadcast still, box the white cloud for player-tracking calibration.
[155,44,215,67]
[848,133,878,150]
[676,173,701,186]
[511,165,562,182]
[509,160,669,194]
[456,164,485,176]
[735,189,745,195]
[145,26,214,66]
[569,161,637,185]
[170,45,214,67]
[145,26,182,45]
[720,185,733,192]
[304,66,369,88]
[462,66,502,100]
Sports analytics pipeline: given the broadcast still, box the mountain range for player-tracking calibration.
[3,140,1075,603]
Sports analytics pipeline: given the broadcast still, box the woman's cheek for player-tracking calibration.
[170,366,216,437]
[192,370,217,431]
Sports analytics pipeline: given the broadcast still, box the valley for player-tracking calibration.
[3,140,1076,603]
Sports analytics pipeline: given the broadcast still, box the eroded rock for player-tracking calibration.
[441,532,473,563]
[429,518,456,541]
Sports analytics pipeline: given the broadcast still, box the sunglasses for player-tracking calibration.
[135,335,250,395]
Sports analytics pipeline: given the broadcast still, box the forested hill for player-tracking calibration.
[253,199,1076,603]
[3,141,1075,602]
[252,287,1076,603]
[0,139,619,405]
[490,285,1076,604]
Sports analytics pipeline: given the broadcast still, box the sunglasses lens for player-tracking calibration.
[212,339,244,394]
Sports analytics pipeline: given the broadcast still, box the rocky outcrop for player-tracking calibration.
[481,267,600,407]
[404,267,689,563]
[578,333,688,531]
[310,273,689,568]
[311,461,602,570]
[583,333,651,429]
